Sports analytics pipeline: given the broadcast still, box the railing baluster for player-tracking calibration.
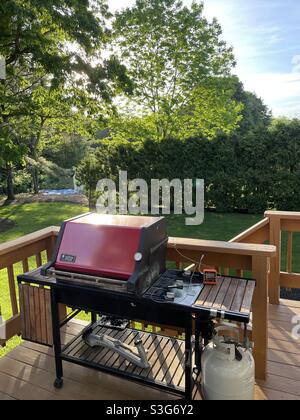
[36,252,42,268]
[268,215,281,305]
[22,258,29,274]
[46,234,56,261]
[287,232,293,273]
[7,265,18,316]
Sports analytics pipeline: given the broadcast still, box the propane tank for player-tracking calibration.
[201,325,255,400]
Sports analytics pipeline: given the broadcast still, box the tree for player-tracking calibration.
[76,153,103,207]
[0,124,26,201]
[18,83,103,194]
[0,0,132,199]
[113,0,242,140]
[232,77,272,134]
[268,119,300,210]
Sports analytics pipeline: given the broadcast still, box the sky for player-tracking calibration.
[108,0,300,118]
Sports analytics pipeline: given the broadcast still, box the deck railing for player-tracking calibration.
[0,227,58,346]
[230,211,300,305]
[0,223,278,380]
[265,211,300,304]
[167,237,275,380]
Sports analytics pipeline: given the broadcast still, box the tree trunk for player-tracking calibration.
[30,138,40,195]
[6,164,15,202]
[31,165,39,195]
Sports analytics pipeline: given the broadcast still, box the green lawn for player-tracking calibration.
[0,203,89,356]
[166,212,262,241]
[0,202,89,244]
[0,202,297,357]
[0,203,263,246]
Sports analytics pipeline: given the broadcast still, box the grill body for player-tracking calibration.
[42,213,168,296]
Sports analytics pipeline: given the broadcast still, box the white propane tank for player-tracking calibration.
[201,325,255,400]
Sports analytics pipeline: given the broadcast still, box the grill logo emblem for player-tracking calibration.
[60,254,77,263]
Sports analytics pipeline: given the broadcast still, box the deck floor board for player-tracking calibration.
[0,300,299,400]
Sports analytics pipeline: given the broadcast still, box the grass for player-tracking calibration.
[0,202,298,357]
[0,202,89,243]
[0,203,89,356]
[166,212,262,241]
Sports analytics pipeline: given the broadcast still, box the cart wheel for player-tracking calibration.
[54,378,64,389]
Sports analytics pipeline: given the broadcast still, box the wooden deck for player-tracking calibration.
[0,299,299,401]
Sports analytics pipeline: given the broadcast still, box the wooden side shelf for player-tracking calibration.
[195,276,256,315]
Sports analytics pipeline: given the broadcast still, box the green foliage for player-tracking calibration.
[0,0,132,198]
[0,127,27,167]
[77,118,300,213]
[36,157,74,190]
[0,0,110,81]
[12,170,32,194]
[43,133,90,169]
[232,77,272,134]
[268,119,300,210]
[113,0,241,140]
[76,153,102,205]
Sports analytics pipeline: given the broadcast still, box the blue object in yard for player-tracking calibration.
[41,189,77,196]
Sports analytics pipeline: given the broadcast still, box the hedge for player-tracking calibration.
[76,120,300,213]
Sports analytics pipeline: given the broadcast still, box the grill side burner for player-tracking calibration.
[42,213,168,296]
[144,270,204,306]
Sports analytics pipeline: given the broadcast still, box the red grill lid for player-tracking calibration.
[54,214,161,280]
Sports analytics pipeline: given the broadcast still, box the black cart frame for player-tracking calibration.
[49,282,195,399]
[18,271,252,401]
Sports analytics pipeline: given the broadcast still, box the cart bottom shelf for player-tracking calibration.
[61,326,190,395]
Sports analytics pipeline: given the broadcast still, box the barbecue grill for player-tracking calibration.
[18,213,256,400]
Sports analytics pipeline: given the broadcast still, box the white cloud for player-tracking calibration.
[273,103,300,118]
[268,33,283,46]
[238,53,300,117]
[240,71,300,117]
[255,25,282,35]
[203,1,300,118]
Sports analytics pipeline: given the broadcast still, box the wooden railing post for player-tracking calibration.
[268,214,281,305]
[252,255,269,380]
